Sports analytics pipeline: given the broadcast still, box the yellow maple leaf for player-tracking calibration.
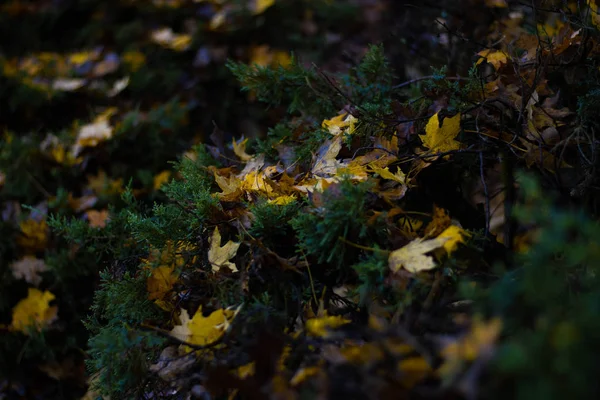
[232,137,253,161]
[17,218,49,253]
[147,265,179,301]
[388,237,449,273]
[419,113,462,154]
[240,170,275,194]
[208,227,240,273]
[369,164,406,184]
[11,288,58,334]
[268,195,296,205]
[170,306,240,347]
[437,225,470,255]
[476,49,509,70]
[305,315,350,337]
[322,112,357,136]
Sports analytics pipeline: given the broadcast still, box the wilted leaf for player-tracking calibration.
[11,288,58,334]
[208,227,240,273]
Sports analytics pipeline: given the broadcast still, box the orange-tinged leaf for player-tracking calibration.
[208,227,240,273]
[424,205,451,237]
[419,113,461,154]
[86,209,109,228]
[11,288,58,334]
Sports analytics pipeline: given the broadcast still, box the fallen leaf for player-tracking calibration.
[419,113,462,154]
[476,49,509,70]
[322,112,357,136]
[147,265,179,301]
[153,170,172,191]
[11,288,58,334]
[369,164,406,184]
[208,226,240,273]
[170,306,240,348]
[151,28,192,51]
[306,315,350,337]
[10,256,48,286]
[253,0,275,15]
[437,225,470,255]
[73,108,117,156]
[232,137,253,161]
[389,237,449,273]
[17,218,48,252]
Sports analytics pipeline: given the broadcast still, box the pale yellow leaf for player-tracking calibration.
[388,237,449,273]
[208,227,240,273]
[10,256,47,286]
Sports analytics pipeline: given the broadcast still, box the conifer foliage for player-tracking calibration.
[2,0,600,399]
